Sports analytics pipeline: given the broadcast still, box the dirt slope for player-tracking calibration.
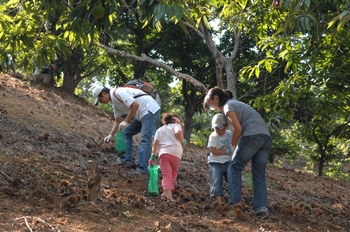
[0,73,349,232]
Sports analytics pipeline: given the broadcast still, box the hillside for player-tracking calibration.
[0,73,349,232]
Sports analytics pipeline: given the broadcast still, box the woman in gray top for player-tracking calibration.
[204,87,272,216]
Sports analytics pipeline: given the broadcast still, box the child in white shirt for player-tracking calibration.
[207,113,233,203]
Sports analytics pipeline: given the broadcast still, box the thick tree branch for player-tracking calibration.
[95,42,208,94]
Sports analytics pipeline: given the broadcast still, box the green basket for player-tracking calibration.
[115,131,126,157]
[147,164,160,196]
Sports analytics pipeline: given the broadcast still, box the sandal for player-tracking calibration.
[160,193,176,202]
[161,193,167,201]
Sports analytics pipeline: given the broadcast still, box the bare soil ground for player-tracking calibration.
[0,73,349,232]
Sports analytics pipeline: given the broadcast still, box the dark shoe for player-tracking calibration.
[255,207,269,217]
[257,212,268,217]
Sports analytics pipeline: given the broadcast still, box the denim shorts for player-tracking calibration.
[208,161,229,198]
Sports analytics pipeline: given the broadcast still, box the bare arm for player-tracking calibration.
[175,130,184,143]
[152,139,160,154]
[210,147,228,156]
[124,101,139,123]
[226,111,241,146]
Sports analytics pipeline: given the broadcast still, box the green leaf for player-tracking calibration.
[268,59,279,64]
[308,14,317,24]
[265,60,272,73]
[139,0,148,6]
[63,31,69,39]
[305,16,310,31]
[255,66,260,78]
[248,67,255,78]
[69,32,74,42]
[6,0,20,8]
[166,5,175,20]
[181,12,196,28]
[279,50,289,59]
[284,61,292,73]
[0,4,7,12]
[339,10,349,19]
[177,21,189,35]
[337,13,350,31]
[0,14,14,23]
[173,5,184,19]
[156,4,166,20]
[327,15,340,29]
[258,59,265,65]
[304,0,311,9]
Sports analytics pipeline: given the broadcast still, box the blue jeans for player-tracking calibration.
[121,110,160,174]
[209,162,229,198]
[228,134,271,213]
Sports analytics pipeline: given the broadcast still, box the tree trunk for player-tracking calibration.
[215,55,224,89]
[313,130,326,177]
[61,70,76,94]
[87,160,102,201]
[318,152,325,176]
[225,30,240,99]
[183,109,194,143]
[225,60,237,100]
[196,19,240,98]
[182,81,204,143]
[58,48,84,94]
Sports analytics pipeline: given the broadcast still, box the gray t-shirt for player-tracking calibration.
[223,100,270,137]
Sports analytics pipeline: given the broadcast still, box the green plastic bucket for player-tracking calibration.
[115,131,126,157]
[147,164,160,196]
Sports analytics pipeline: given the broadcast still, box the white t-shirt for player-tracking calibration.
[110,87,160,120]
[154,124,183,159]
[207,130,233,163]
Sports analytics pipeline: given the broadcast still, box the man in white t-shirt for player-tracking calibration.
[92,86,161,175]
[207,113,233,203]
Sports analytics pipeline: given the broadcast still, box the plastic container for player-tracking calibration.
[147,164,160,196]
[115,131,126,157]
